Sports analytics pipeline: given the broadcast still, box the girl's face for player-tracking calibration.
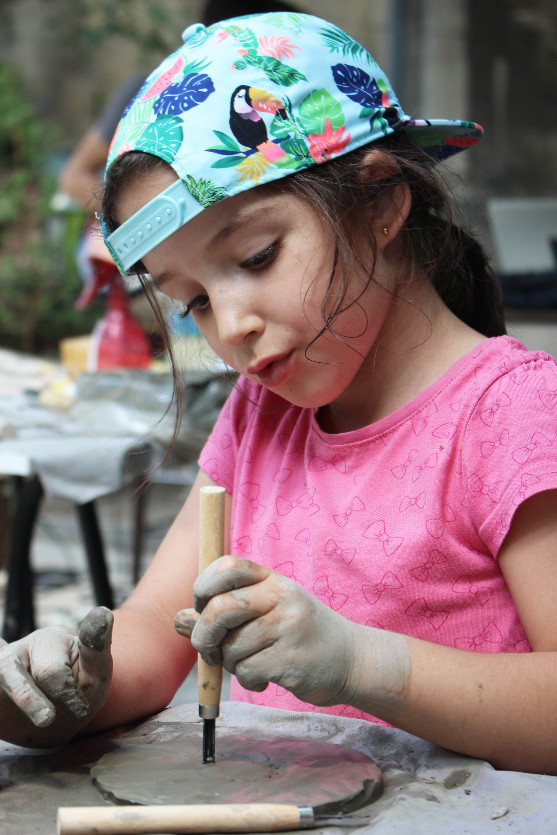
[117,168,399,418]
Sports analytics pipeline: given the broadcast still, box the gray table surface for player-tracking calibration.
[1,701,556,834]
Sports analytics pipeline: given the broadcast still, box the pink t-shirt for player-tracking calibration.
[199,336,557,720]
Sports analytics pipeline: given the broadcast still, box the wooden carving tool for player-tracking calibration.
[57,803,369,834]
[197,485,225,763]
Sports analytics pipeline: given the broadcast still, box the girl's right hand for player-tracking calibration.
[0,606,113,748]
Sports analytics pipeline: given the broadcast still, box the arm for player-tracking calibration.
[0,469,225,746]
[178,489,557,774]
[58,129,109,213]
[87,468,227,732]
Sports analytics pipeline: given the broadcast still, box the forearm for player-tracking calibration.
[86,600,197,734]
[349,626,557,774]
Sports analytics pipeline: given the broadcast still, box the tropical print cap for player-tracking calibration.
[103,11,483,273]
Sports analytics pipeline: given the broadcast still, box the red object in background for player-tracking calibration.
[75,257,152,371]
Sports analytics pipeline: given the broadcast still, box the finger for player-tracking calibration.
[191,584,276,664]
[0,639,56,727]
[194,556,271,613]
[174,609,199,638]
[28,630,91,720]
[77,607,113,676]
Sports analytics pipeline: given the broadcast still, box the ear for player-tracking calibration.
[359,149,411,248]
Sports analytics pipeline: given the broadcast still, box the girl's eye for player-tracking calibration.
[180,293,210,319]
[241,241,280,270]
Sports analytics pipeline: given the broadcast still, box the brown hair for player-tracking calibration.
[101,137,505,440]
[103,136,505,343]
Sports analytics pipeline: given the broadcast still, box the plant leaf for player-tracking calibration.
[298,88,344,135]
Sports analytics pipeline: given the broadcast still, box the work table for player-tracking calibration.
[1,702,555,834]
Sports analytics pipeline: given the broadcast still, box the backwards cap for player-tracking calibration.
[103,11,482,274]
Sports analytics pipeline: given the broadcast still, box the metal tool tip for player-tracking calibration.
[202,718,216,764]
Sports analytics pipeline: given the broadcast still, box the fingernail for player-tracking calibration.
[174,614,196,636]
[80,607,113,651]
[33,706,54,728]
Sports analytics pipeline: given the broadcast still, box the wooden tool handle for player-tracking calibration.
[198,486,225,715]
[57,803,309,834]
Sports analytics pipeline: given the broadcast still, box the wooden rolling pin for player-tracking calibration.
[197,485,225,763]
[57,803,319,834]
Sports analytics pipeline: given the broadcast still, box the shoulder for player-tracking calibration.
[467,335,557,382]
[464,336,557,418]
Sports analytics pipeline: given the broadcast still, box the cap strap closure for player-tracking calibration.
[106,179,202,274]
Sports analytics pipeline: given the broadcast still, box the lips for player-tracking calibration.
[248,351,293,388]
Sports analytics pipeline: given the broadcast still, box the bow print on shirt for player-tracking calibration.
[405,597,449,630]
[233,535,253,554]
[295,528,311,557]
[538,388,557,410]
[362,570,403,605]
[412,452,438,483]
[512,432,552,465]
[363,519,404,555]
[480,429,509,458]
[468,473,503,503]
[308,454,347,473]
[452,575,494,606]
[391,449,418,480]
[400,491,426,512]
[412,401,438,435]
[314,574,348,611]
[324,538,356,565]
[425,503,455,539]
[512,472,541,505]
[479,391,511,426]
[239,481,266,521]
[276,490,312,516]
[411,549,448,582]
[333,496,365,527]
[454,621,503,650]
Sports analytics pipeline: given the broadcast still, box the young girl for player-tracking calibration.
[1,11,557,774]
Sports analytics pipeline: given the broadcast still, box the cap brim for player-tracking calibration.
[402,119,483,162]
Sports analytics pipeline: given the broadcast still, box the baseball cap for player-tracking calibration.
[103,11,483,274]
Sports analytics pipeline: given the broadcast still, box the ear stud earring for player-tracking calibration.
[383,227,389,236]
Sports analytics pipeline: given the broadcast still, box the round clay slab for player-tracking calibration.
[91,732,382,809]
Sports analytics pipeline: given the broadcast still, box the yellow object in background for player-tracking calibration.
[59,336,92,378]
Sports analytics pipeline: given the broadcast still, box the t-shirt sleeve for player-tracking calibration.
[462,352,557,556]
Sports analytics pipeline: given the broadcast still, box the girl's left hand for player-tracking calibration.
[173,555,362,707]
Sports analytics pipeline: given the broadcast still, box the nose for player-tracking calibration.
[212,290,264,348]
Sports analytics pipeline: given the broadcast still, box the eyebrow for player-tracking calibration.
[209,200,277,248]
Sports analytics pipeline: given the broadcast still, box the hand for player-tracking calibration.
[174,555,362,707]
[0,606,113,747]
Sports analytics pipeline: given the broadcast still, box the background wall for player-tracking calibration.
[0,0,556,283]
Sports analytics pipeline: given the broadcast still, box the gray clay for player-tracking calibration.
[91,731,382,808]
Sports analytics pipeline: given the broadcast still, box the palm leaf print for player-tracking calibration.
[234,52,306,86]
[153,72,215,116]
[223,24,259,52]
[183,175,229,207]
[298,88,345,135]
[332,64,382,110]
[268,103,312,163]
[319,25,371,63]
[234,153,273,185]
[266,12,304,33]
[134,115,183,162]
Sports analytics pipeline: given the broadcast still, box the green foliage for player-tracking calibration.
[0,61,100,355]
[44,0,179,57]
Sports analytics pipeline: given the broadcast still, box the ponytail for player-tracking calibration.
[433,223,506,337]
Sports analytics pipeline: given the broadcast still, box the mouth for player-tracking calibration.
[247,351,293,388]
